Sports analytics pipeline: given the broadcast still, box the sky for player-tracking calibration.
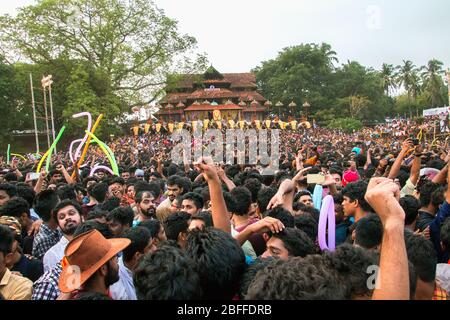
[1,0,449,72]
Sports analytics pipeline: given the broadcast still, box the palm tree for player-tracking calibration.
[421,59,445,107]
[381,63,397,96]
[396,60,421,117]
[319,43,338,69]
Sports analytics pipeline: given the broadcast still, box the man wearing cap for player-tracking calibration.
[135,169,145,181]
[0,224,33,300]
[58,229,130,299]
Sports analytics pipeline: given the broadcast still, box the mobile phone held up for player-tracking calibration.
[307,174,325,185]
[27,172,41,181]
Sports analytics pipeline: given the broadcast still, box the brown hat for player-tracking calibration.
[58,229,130,293]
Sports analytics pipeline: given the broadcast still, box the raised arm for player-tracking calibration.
[267,179,296,213]
[388,139,412,180]
[409,145,422,185]
[195,158,231,234]
[34,170,47,194]
[57,164,74,185]
[234,217,284,245]
[432,151,450,184]
[364,148,372,171]
[217,166,236,191]
[365,177,409,300]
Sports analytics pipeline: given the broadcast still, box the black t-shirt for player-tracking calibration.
[416,211,435,232]
[20,230,34,256]
[11,254,44,282]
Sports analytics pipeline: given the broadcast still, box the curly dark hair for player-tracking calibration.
[229,186,252,216]
[322,244,379,298]
[263,206,295,228]
[245,255,346,299]
[186,228,245,300]
[256,187,277,213]
[238,257,277,299]
[133,244,202,300]
[405,233,437,283]
[354,213,383,250]
[294,215,318,242]
[399,195,420,226]
[164,211,191,241]
[270,228,317,257]
[342,181,373,212]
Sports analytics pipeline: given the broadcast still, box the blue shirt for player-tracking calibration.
[429,201,450,263]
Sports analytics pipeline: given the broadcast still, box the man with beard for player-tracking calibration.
[133,191,156,227]
[156,175,185,222]
[57,229,130,300]
[43,200,83,272]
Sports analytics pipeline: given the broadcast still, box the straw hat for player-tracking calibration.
[58,229,130,293]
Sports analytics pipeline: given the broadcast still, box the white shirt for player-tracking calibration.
[110,257,137,300]
[43,236,69,273]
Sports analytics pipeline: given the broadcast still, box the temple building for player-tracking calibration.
[155,66,269,122]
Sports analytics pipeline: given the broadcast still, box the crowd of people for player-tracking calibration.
[0,116,450,300]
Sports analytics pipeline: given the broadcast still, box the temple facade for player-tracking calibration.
[155,66,269,122]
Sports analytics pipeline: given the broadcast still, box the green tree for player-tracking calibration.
[0,0,206,134]
[381,63,397,96]
[396,60,422,116]
[327,118,363,133]
[253,43,338,113]
[421,59,446,107]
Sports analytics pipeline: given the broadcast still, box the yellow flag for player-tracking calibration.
[168,123,174,133]
[203,119,210,130]
[265,120,271,129]
[239,120,245,130]
[279,121,285,130]
[156,123,161,133]
[192,121,197,131]
[177,122,184,130]
[290,120,297,131]
[216,120,222,130]
[144,124,150,134]
[228,120,235,129]
[255,120,261,130]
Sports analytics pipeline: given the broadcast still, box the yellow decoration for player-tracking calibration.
[255,120,261,130]
[216,120,222,129]
[156,123,161,133]
[192,121,197,131]
[265,120,271,129]
[144,124,150,134]
[290,120,297,130]
[228,120,235,128]
[239,121,245,130]
[177,122,184,130]
[203,119,210,130]
[213,109,221,121]
[168,123,174,133]
[133,126,139,136]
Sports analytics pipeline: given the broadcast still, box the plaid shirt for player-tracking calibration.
[433,282,449,300]
[32,224,62,260]
[31,262,62,300]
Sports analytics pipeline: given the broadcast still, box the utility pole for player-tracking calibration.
[30,73,40,153]
[42,80,51,149]
[42,75,56,154]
